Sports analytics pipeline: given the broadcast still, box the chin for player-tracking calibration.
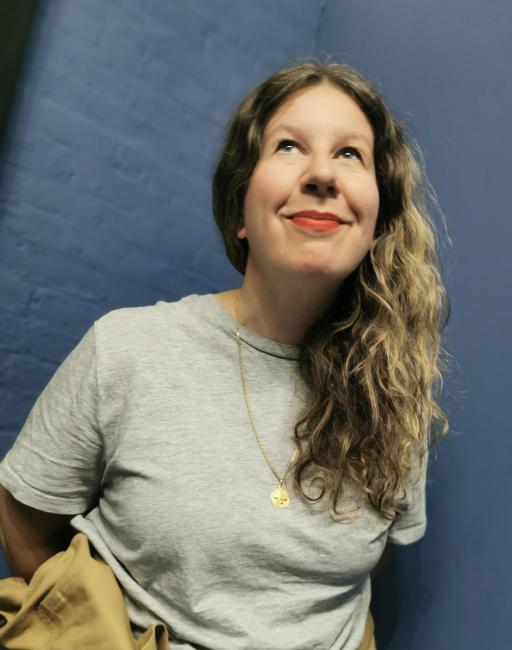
[291,257,346,274]
[289,265,349,285]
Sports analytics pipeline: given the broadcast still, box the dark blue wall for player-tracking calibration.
[319,1,511,648]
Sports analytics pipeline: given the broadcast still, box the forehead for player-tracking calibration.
[263,83,374,143]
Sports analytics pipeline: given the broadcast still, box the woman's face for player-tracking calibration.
[238,82,380,285]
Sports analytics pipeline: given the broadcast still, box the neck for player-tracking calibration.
[219,266,342,346]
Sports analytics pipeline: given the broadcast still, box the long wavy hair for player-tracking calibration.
[212,58,452,522]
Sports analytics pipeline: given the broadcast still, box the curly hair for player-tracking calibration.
[212,57,452,523]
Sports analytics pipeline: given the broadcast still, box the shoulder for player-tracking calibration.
[95,294,202,341]
[92,293,209,368]
[94,302,164,341]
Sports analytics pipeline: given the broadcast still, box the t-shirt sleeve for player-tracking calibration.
[387,447,429,545]
[0,325,104,514]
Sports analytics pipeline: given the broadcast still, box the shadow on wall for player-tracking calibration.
[0,554,8,580]
[0,0,39,154]
[373,558,398,647]
[372,542,430,649]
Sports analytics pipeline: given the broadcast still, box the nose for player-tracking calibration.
[301,154,340,197]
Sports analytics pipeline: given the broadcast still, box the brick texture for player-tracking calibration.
[0,0,325,447]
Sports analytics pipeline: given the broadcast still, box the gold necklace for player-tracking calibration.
[234,295,298,509]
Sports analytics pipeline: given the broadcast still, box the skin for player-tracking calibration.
[216,81,380,345]
[0,485,75,582]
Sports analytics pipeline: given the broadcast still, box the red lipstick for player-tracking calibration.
[289,210,345,232]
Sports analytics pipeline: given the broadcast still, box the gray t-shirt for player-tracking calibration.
[0,293,427,650]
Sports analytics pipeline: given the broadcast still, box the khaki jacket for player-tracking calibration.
[0,532,169,649]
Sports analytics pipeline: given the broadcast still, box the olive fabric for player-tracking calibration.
[0,532,169,649]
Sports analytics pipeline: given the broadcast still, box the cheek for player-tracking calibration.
[238,168,285,238]
[358,177,380,224]
[344,176,379,245]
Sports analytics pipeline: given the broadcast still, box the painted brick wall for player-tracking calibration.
[0,0,325,447]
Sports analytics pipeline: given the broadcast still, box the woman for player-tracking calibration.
[0,59,451,649]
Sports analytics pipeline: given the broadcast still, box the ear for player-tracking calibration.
[236,221,247,239]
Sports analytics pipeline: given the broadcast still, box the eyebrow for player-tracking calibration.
[265,124,373,150]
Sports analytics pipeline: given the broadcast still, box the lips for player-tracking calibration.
[288,210,344,223]
[287,210,347,232]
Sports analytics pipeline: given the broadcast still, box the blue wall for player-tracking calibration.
[1,1,509,648]
[318,1,512,648]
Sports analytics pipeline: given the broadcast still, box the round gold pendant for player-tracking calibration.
[271,485,290,509]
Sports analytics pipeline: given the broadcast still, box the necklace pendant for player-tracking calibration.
[271,485,290,509]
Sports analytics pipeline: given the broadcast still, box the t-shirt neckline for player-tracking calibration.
[204,293,300,361]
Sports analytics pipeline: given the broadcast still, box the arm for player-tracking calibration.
[0,485,76,583]
[0,325,103,585]
[370,542,393,580]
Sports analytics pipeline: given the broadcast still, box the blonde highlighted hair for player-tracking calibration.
[212,58,452,522]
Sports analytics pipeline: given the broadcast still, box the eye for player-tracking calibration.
[276,139,300,153]
[340,146,362,160]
